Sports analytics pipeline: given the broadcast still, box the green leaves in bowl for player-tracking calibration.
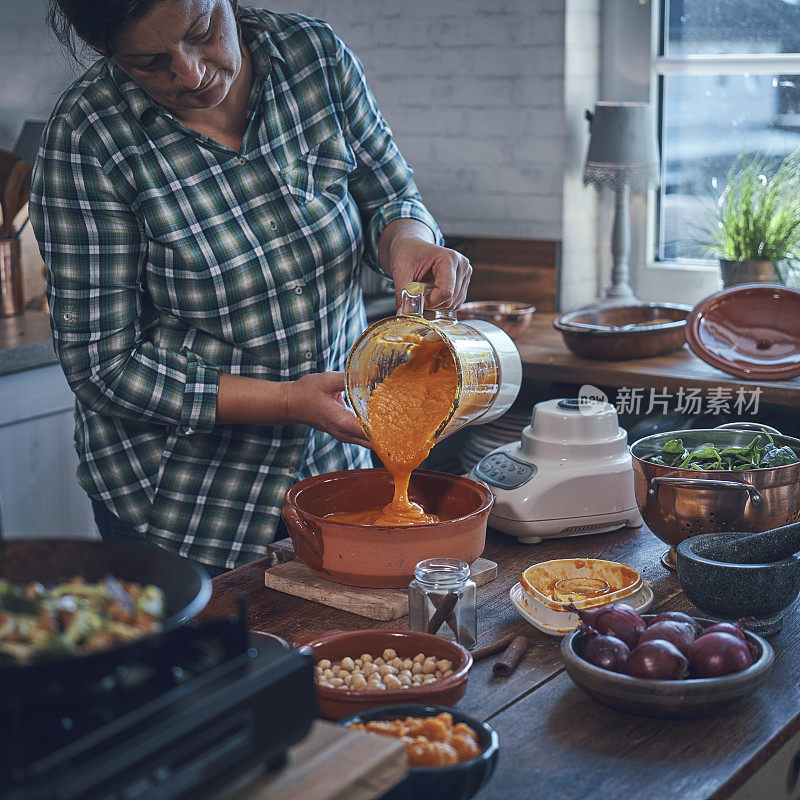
[645,431,798,471]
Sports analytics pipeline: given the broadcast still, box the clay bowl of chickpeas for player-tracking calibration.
[294,629,472,720]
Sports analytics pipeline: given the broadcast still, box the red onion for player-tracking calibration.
[647,611,703,636]
[568,603,646,649]
[687,632,753,677]
[638,620,697,655]
[626,640,689,680]
[582,632,630,673]
[700,621,746,641]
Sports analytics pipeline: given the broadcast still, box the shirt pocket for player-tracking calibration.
[280,133,357,204]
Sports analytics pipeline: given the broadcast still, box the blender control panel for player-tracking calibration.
[473,452,536,489]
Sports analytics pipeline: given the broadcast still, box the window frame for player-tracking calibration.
[623,0,800,303]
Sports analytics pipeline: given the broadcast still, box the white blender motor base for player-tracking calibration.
[489,507,644,544]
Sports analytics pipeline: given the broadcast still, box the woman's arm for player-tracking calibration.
[216,372,369,447]
[332,32,471,310]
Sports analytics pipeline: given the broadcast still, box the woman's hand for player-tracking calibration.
[378,218,472,311]
[284,372,371,448]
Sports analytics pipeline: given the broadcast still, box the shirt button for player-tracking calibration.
[304,350,314,360]
[236,157,246,165]
[294,285,304,295]
[270,219,278,231]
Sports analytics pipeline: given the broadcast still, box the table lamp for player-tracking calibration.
[583,102,660,304]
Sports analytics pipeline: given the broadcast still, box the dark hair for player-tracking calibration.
[46,0,261,62]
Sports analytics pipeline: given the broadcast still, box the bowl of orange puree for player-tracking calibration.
[282,469,493,588]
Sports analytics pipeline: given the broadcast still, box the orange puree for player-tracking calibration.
[334,335,457,525]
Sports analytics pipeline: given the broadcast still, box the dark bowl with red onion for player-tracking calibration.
[560,614,774,718]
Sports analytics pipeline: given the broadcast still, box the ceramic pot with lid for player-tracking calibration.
[630,423,800,568]
[345,283,522,442]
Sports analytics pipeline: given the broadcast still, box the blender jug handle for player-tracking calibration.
[399,281,459,320]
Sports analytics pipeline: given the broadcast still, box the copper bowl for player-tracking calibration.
[282,469,493,588]
[459,301,536,338]
[554,303,691,361]
[295,629,472,720]
[630,425,800,568]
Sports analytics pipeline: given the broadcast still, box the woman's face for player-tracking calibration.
[112,0,243,114]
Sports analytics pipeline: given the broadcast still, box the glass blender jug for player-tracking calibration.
[346,282,522,442]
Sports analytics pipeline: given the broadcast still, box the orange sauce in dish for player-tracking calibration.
[329,335,457,525]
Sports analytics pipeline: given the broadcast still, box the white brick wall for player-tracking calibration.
[1,0,602,309]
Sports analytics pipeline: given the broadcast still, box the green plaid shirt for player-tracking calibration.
[30,9,442,568]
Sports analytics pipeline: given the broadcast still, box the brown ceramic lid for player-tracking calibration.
[685,283,800,380]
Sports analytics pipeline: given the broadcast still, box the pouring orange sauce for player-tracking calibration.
[330,335,457,525]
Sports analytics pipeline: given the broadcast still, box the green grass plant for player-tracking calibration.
[704,149,800,282]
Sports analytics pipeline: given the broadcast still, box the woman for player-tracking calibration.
[32,0,471,575]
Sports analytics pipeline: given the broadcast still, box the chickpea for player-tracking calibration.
[361,654,373,663]
[341,657,355,671]
[383,648,398,661]
[318,659,331,670]
[314,665,323,675]
[384,673,402,689]
[399,669,412,679]
[411,661,423,674]
[323,668,335,679]
[354,658,363,668]
[422,675,437,684]
[351,676,367,690]
[331,677,344,687]
[363,663,379,677]
[436,659,452,673]
[435,670,443,679]
[413,653,425,664]
[390,657,403,669]
[378,664,393,677]
[374,657,385,667]
[318,680,333,688]
[402,658,414,670]
[421,660,437,675]
[412,674,423,684]
[444,669,454,677]
[399,673,412,686]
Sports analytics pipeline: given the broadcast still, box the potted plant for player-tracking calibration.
[703,149,800,288]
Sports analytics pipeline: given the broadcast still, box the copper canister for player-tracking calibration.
[0,238,23,317]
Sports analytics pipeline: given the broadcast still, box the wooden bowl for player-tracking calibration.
[340,704,499,800]
[561,615,773,717]
[282,469,493,588]
[459,301,536,338]
[554,303,691,361]
[295,629,472,721]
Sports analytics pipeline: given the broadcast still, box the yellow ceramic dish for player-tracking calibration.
[520,558,642,612]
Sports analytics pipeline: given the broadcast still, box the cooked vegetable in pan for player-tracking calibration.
[0,575,166,664]
[644,431,799,471]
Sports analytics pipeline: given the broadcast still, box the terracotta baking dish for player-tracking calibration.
[282,469,493,588]
[554,303,691,360]
[685,283,800,380]
[295,629,472,721]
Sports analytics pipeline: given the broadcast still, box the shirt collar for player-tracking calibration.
[108,23,285,126]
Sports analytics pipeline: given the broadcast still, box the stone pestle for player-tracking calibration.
[699,520,800,564]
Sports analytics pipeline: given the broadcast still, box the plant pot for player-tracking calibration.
[719,259,778,288]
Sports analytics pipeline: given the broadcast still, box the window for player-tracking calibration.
[655,0,800,263]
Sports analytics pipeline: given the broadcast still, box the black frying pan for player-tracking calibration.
[0,539,212,686]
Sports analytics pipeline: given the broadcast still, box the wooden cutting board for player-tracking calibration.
[264,541,497,621]
[216,720,407,800]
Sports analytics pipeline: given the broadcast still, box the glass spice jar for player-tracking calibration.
[408,558,477,649]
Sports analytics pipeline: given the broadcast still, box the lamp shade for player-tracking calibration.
[583,102,659,191]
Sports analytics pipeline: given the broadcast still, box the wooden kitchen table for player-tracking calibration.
[201,526,800,800]
[515,313,800,407]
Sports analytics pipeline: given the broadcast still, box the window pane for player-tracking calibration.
[666,0,800,56]
[660,73,800,261]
